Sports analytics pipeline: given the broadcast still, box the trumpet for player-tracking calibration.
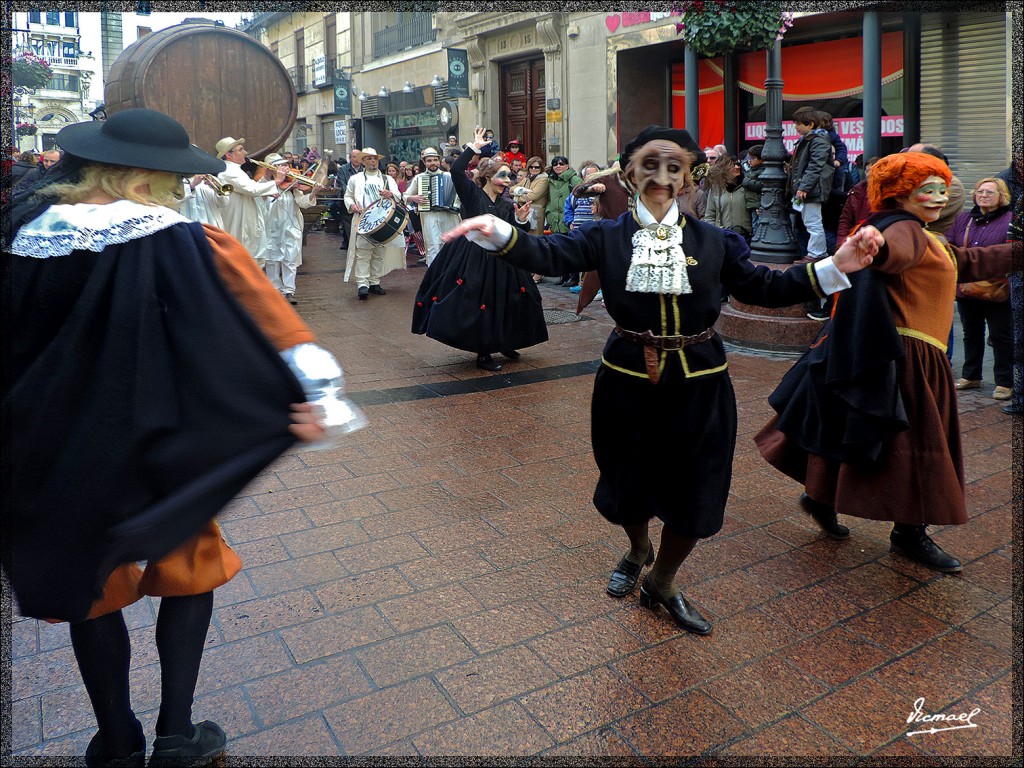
[200,175,232,195]
[250,159,322,187]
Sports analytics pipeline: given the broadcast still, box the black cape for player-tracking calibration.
[3,220,305,621]
[765,211,919,464]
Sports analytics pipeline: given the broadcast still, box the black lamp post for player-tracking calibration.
[749,40,799,263]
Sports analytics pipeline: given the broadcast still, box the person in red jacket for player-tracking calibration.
[836,156,879,247]
[503,138,527,167]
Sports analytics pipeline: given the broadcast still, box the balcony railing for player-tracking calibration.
[44,57,79,68]
[372,14,435,59]
[288,65,305,93]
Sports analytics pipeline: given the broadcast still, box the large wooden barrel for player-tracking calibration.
[104,19,297,160]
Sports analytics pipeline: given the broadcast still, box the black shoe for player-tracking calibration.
[500,349,521,361]
[555,276,568,286]
[806,308,829,321]
[799,493,850,539]
[889,525,962,573]
[357,286,369,300]
[607,547,654,597]
[284,292,298,305]
[565,277,579,288]
[368,285,387,295]
[1003,403,1022,415]
[85,719,145,768]
[476,354,501,372]
[149,721,227,768]
[638,576,712,635]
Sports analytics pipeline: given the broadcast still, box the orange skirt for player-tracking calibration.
[48,520,241,623]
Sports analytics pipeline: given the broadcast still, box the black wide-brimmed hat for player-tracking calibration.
[56,108,225,175]
[620,125,706,170]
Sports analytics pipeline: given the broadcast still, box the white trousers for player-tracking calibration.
[800,201,827,259]
[265,261,297,294]
[419,210,462,266]
[352,242,385,289]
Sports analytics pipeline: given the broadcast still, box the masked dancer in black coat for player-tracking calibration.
[412,127,547,371]
[441,126,882,634]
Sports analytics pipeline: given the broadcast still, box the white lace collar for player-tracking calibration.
[11,200,190,259]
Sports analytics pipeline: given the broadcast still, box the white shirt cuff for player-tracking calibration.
[464,216,513,251]
[812,256,852,294]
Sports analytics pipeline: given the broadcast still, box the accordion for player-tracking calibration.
[416,172,460,213]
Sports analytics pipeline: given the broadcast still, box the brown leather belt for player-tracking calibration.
[613,326,716,383]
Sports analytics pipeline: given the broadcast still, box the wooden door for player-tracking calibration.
[501,57,545,160]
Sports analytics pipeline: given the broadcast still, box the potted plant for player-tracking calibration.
[673,0,794,57]
[16,122,39,137]
[12,52,53,90]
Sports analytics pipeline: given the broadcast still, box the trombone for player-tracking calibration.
[200,175,232,195]
[250,159,323,188]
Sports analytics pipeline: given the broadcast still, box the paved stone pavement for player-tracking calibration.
[8,229,1017,761]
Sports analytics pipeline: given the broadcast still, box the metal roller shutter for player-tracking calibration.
[920,12,1009,195]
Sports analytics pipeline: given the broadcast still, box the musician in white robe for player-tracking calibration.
[343,147,404,299]
[404,146,462,266]
[179,176,229,229]
[262,153,319,305]
[215,136,284,267]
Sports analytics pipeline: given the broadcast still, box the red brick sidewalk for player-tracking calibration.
[9,230,1016,760]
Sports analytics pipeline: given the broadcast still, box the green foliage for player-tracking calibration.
[673,1,794,57]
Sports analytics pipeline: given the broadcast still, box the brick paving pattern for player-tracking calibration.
[8,229,1016,759]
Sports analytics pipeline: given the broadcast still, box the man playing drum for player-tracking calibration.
[343,147,405,299]
[404,147,462,267]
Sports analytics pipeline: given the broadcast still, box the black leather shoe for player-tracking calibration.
[85,718,145,767]
[799,493,850,539]
[638,576,712,635]
[149,720,227,767]
[555,276,568,286]
[500,349,521,361]
[357,286,369,300]
[476,354,501,372]
[890,525,962,573]
[368,285,387,295]
[606,547,654,597]
[1002,402,1022,415]
[284,292,298,305]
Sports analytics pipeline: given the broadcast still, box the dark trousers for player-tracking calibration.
[956,296,1013,386]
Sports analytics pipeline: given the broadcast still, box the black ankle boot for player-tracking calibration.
[799,493,849,539]
[890,524,962,573]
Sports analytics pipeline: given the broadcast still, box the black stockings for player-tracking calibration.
[648,526,699,597]
[622,522,652,564]
[69,591,214,750]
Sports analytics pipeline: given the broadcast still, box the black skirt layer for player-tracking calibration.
[591,364,738,539]
[411,237,548,354]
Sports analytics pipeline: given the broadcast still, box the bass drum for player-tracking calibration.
[356,198,409,245]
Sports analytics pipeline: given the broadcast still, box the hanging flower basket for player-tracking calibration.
[16,122,39,137]
[12,52,53,90]
[673,1,794,57]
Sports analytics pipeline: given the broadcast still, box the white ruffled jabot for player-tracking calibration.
[625,199,693,295]
[11,200,190,258]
